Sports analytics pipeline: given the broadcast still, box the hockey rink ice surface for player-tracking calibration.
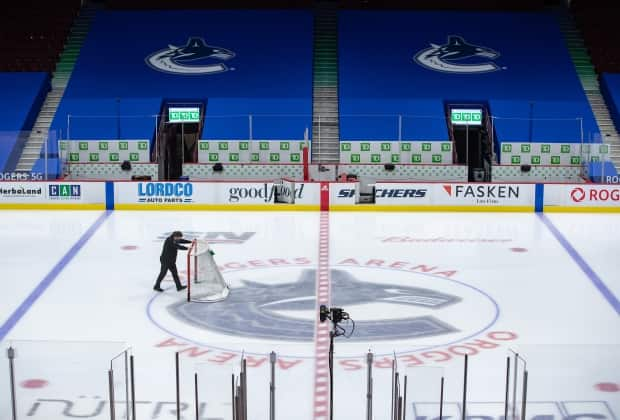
[1,210,619,420]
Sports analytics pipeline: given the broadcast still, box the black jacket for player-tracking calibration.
[160,235,191,264]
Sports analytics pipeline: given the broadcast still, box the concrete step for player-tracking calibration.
[311,137,339,142]
[312,141,340,146]
[314,86,338,92]
[313,128,339,134]
[314,103,339,109]
[311,146,340,151]
[313,84,338,89]
[312,151,340,156]
[314,65,338,71]
[314,114,339,120]
[311,136,340,142]
[314,94,338,100]
[311,141,340,147]
[312,149,340,155]
[23,148,43,155]
[18,154,38,161]
[312,137,340,143]
[311,155,340,161]
[314,72,338,78]
[311,149,340,155]
[314,133,340,139]
[314,104,339,110]
[312,156,340,161]
[20,153,41,160]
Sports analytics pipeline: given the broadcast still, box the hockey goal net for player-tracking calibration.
[186,239,230,302]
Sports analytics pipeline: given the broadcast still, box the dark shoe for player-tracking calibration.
[177,285,187,292]
[153,286,164,292]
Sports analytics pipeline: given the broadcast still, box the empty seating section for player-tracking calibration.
[51,10,313,144]
[338,11,598,143]
[600,73,620,133]
[572,0,620,73]
[0,73,50,171]
[1,0,79,72]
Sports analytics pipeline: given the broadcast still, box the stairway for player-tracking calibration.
[311,1,340,164]
[15,3,99,173]
[556,9,620,170]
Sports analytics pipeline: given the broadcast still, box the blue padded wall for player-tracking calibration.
[339,11,598,142]
[0,72,49,171]
[51,10,312,141]
[601,73,620,134]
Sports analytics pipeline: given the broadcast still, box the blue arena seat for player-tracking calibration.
[51,10,313,143]
[0,72,49,171]
[338,10,598,143]
[600,73,620,133]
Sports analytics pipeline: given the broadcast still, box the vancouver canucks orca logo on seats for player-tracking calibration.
[145,37,235,75]
[414,35,501,74]
[170,269,461,341]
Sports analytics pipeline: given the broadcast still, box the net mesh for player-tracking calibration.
[187,239,229,302]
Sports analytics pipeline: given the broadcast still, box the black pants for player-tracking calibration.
[154,259,183,290]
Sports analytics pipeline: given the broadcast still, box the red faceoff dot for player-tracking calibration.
[595,382,620,392]
[510,247,528,253]
[121,245,138,251]
[21,379,48,389]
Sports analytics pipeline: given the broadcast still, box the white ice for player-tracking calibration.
[0,210,618,420]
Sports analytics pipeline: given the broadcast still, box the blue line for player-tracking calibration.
[105,181,114,210]
[0,210,113,341]
[538,213,620,315]
[534,183,544,213]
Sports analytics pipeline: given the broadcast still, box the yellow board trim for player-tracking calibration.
[330,205,534,212]
[0,203,105,210]
[543,206,620,213]
[114,204,320,211]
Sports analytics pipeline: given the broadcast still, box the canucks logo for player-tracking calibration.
[414,35,501,74]
[145,37,235,75]
[170,269,461,341]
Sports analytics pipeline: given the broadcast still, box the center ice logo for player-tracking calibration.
[145,37,235,75]
[414,35,501,74]
[168,268,463,341]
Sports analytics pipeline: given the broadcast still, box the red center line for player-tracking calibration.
[313,211,331,420]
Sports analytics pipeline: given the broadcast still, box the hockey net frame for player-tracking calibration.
[186,239,230,303]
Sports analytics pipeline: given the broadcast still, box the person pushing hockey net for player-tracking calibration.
[154,231,191,292]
